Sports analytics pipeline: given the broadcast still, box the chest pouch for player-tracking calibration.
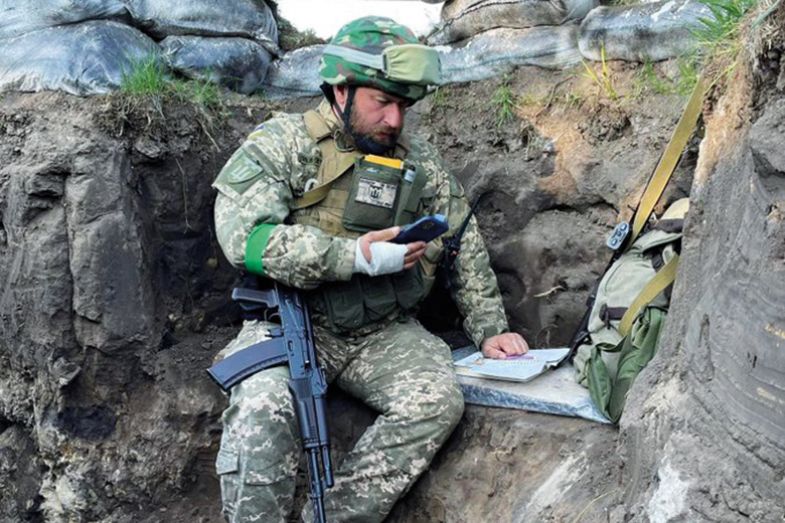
[343,155,404,232]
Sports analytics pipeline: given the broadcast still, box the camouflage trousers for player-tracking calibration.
[215,317,465,523]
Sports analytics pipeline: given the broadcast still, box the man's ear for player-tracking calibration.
[333,85,348,111]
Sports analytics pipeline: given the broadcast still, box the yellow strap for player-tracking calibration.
[629,76,708,247]
[618,254,679,337]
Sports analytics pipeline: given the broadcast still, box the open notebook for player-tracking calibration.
[453,348,570,383]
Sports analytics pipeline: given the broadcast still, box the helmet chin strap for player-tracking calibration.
[334,85,356,130]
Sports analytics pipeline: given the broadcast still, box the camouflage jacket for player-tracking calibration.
[213,99,508,347]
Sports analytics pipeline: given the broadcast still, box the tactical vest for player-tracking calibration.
[290,109,438,334]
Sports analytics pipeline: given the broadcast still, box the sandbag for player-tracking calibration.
[0,21,160,96]
[429,0,597,45]
[439,25,582,84]
[161,36,272,94]
[579,0,713,62]
[263,26,583,99]
[261,44,324,99]
[124,0,279,53]
[0,0,128,40]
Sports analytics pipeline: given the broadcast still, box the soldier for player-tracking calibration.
[212,16,529,522]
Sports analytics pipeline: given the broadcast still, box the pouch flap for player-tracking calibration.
[215,449,239,475]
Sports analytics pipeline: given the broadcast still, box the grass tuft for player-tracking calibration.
[170,77,222,109]
[429,86,448,109]
[491,78,517,127]
[116,54,228,144]
[634,57,699,97]
[120,54,225,111]
[120,55,170,95]
[692,0,759,79]
[581,46,619,101]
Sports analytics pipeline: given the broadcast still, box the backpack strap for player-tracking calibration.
[627,76,707,247]
[618,254,680,336]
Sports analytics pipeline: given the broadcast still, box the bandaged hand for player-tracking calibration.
[353,226,427,276]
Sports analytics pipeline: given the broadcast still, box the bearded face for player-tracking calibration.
[334,86,410,155]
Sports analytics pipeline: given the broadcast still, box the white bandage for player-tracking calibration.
[352,240,407,276]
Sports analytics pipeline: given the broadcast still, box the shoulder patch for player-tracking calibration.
[213,148,264,196]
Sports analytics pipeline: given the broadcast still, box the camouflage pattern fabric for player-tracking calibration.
[215,318,464,522]
[319,16,429,101]
[212,99,508,346]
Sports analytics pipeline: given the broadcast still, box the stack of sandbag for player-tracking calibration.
[578,0,713,62]
[260,24,581,98]
[210,0,719,99]
[438,25,582,84]
[429,0,595,45]
[261,45,325,99]
[0,0,278,96]
[427,0,597,83]
[0,2,158,96]
[127,0,279,93]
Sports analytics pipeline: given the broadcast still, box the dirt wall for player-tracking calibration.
[616,14,785,521]
[0,92,266,521]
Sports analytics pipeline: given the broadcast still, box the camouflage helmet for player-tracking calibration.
[320,16,441,102]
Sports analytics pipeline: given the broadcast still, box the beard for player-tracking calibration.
[346,111,399,155]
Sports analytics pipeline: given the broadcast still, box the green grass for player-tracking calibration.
[563,91,585,109]
[429,86,448,109]
[120,55,169,95]
[277,15,325,51]
[692,0,759,77]
[581,46,619,101]
[170,77,222,109]
[280,28,323,51]
[491,79,517,127]
[120,55,224,111]
[634,57,699,97]
[694,0,758,45]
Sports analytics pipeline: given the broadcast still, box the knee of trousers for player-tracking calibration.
[435,380,465,433]
[397,373,465,435]
[216,366,300,520]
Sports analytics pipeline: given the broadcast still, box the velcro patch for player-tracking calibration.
[355,178,397,209]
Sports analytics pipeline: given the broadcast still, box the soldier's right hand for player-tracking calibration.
[354,226,426,275]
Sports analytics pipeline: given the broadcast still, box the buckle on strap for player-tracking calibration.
[606,221,630,251]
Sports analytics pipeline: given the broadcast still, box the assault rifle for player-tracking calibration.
[207,283,334,523]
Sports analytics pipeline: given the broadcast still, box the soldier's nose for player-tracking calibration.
[383,103,405,130]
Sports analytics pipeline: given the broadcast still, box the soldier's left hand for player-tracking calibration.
[481,332,529,359]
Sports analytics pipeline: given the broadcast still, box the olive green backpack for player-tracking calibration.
[573,199,688,423]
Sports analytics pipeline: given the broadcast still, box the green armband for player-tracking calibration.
[245,223,278,275]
